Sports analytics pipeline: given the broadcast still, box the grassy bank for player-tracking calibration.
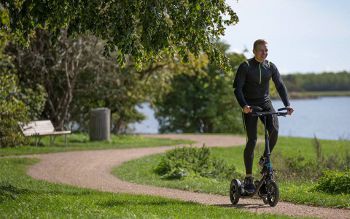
[272,91,350,99]
[0,133,193,156]
[0,158,294,218]
[113,136,350,208]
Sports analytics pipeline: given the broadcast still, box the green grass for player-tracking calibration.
[113,136,350,208]
[280,181,350,208]
[0,133,193,156]
[0,158,296,218]
[274,91,350,99]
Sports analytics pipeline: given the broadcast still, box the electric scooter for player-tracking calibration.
[229,106,289,207]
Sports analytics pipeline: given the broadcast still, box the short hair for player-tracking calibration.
[253,39,268,51]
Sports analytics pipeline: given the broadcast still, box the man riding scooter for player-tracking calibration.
[233,39,294,193]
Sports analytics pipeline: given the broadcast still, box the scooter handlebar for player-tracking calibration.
[249,106,288,117]
[250,106,263,112]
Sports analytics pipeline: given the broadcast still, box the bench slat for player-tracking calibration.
[19,120,70,136]
[18,120,71,146]
[36,131,72,136]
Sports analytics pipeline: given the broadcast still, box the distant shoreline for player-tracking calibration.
[272,91,350,99]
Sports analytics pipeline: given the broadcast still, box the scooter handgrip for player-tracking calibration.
[250,106,263,112]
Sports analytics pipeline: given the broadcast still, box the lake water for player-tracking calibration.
[271,96,350,140]
[131,97,350,140]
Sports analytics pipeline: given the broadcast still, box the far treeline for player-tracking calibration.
[282,72,350,92]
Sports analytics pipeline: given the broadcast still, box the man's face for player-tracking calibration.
[253,43,268,62]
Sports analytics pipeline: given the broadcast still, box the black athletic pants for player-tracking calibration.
[243,100,279,175]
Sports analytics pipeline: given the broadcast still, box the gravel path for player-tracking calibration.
[24,134,349,218]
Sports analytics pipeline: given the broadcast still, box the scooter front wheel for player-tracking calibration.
[229,179,241,205]
[266,181,279,207]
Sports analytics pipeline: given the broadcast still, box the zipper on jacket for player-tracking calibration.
[259,63,262,84]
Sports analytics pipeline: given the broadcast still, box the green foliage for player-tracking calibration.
[20,85,47,120]
[273,154,320,180]
[5,30,105,130]
[154,146,242,180]
[0,73,28,147]
[2,2,240,133]
[272,137,350,181]
[70,38,204,133]
[0,25,46,147]
[71,51,166,133]
[1,0,238,70]
[154,42,246,133]
[6,28,205,133]
[314,170,350,194]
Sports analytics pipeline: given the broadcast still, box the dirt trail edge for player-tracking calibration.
[26,134,349,219]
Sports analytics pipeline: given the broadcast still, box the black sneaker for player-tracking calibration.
[243,176,255,194]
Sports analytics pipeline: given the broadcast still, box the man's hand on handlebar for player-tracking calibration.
[243,105,252,114]
[286,106,294,115]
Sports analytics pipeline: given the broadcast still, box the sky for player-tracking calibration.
[221,0,350,74]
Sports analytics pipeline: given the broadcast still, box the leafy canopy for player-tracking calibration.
[1,0,238,69]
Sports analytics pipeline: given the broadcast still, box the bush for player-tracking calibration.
[0,36,46,147]
[272,153,321,180]
[0,73,29,147]
[271,137,350,181]
[154,146,242,180]
[314,170,350,194]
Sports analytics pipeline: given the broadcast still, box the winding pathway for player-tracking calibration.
[25,134,350,218]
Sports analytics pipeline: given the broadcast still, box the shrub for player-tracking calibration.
[0,39,46,147]
[272,153,321,180]
[0,73,29,147]
[271,137,350,181]
[154,146,242,180]
[314,170,350,194]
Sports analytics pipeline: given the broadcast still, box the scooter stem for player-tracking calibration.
[264,116,271,156]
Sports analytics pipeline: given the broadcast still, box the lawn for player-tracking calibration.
[0,133,193,156]
[113,136,350,208]
[0,158,295,218]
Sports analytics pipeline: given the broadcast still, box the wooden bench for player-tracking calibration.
[19,120,71,146]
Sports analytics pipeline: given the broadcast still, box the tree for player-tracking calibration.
[153,42,246,133]
[0,27,27,147]
[1,0,238,69]
[5,30,103,130]
[0,10,46,147]
[6,28,204,132]
[71,42,208,133]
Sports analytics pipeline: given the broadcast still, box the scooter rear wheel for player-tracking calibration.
[229,179,241,205]
[266,181,279,207]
